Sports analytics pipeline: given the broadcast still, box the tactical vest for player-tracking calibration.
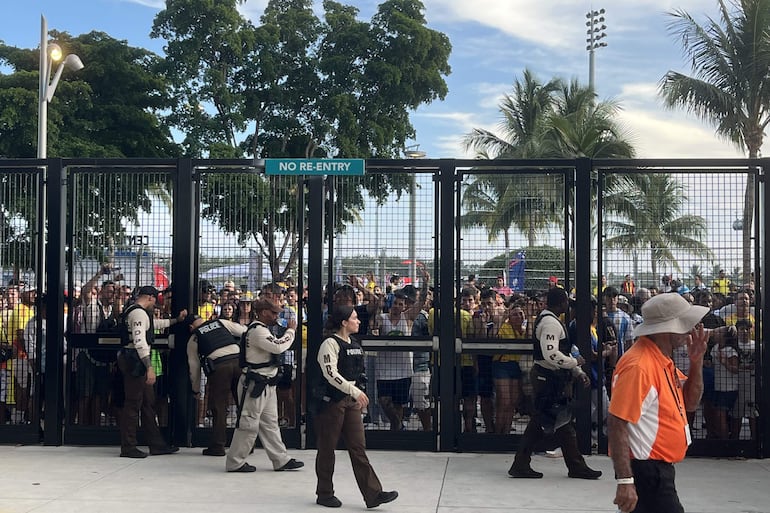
[326,335,365,402]
[195,319,237,357]
[532,311,570,362]
[120,302,155,347]
[240,321,281,370]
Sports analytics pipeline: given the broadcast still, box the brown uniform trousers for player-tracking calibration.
[315,396,382,505]
[205,356,241,452]
[118,351,165,452]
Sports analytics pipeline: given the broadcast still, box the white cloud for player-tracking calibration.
[118,0,164,8]
[619,108,743,159]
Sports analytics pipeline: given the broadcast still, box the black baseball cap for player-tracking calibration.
[137,286,159,298]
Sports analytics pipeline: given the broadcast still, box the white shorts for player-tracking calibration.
[410,370,431,410]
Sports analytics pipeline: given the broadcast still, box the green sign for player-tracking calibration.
[265,158,365,176]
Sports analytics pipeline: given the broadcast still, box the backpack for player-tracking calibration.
[239,321,259,368]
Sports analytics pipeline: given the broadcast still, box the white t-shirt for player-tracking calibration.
[376,313,413,380]
[711,345,738,392]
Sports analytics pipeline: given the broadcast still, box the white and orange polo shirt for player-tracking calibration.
[609,336,690,463]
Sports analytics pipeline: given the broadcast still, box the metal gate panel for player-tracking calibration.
[64,165,175,445]
[598,164,762,458]
[455,164,574,452]
[324,168,439,451]
[0,165,44,444]
[195,167,304,448]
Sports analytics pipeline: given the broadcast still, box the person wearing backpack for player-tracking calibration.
[186,314,247,456]
[225,299,303,473]
[118,286,187,458]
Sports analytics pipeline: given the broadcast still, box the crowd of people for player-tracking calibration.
[0,264,760,510]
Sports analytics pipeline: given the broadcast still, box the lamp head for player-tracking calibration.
[404,144,426,159]
[64,54,84,71]
[48,43,63,62]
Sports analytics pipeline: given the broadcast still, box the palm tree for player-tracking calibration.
[462,173,560,247]
[464,69,561,159]
[659,0,770,284]
[545,78,635,159]
[604,174,713,279]
[462,70,635,249]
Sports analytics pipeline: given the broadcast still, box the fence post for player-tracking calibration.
[44,158,65,446]
[437,160,457,451]
[168,158,196,447]
[574,157,593,454]
[760,159,769,457]
[305,176,325,448]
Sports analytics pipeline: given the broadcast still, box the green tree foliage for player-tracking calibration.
[0,32,179,268]
[659,0,770,283]
[152,0,451,280]
[0,32,178,158]
[603,174,713,278]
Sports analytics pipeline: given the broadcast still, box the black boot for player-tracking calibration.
[557,424,602,479]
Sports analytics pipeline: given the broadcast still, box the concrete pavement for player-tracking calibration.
[2,445,769,512]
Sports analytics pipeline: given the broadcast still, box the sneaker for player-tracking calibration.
[508,466,543,479]
[202,447,226,456]
[150,445,180,456]
[120,447,148,459]
[568,467,602,480]
[366,490,398,509]
[228,462,256,473]
[275,458,304,471]
[544,448,562,458]
[316,496,343,508]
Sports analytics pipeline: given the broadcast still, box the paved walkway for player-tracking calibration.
[3,445,769,512]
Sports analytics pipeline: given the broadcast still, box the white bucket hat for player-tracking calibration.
[633,292,709,338]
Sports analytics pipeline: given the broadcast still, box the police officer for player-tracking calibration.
[118,286,187,458]
[186,314,247,456]
[225,299,304,473]
[508,287,602,479]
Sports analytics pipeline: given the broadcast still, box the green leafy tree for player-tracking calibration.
[603,174,713,278]
[659,0,770,284]
[0,32,178,158]
[153,0,451,280]
[0,32,179,269]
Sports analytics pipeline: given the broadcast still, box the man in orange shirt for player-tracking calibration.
[608,293,709,513]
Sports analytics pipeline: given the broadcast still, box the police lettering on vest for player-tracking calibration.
[325,335,365,402]
[195,319,238,357]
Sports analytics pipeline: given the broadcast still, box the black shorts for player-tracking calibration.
[630,459,684,513]
[377,378,411,405]
[461,366,477,398]
[477,355,493,398]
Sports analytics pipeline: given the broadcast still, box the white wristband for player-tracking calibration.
[616,477,634,485]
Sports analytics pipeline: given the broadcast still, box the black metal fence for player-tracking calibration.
[0,157,766,458]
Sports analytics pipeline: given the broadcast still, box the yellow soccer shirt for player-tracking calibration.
[495,321,525,362]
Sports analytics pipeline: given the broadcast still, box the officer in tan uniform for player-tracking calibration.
[225,299,304,473]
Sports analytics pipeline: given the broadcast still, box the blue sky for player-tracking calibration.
[4,0,763,160]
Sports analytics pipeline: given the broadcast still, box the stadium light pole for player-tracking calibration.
[585,8,607,93]
[404,145,426,285]
[38,15,84,158]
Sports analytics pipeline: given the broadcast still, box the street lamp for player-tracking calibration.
[585,8,607,93]
[38,15,84,158]
[404,144,426,285]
